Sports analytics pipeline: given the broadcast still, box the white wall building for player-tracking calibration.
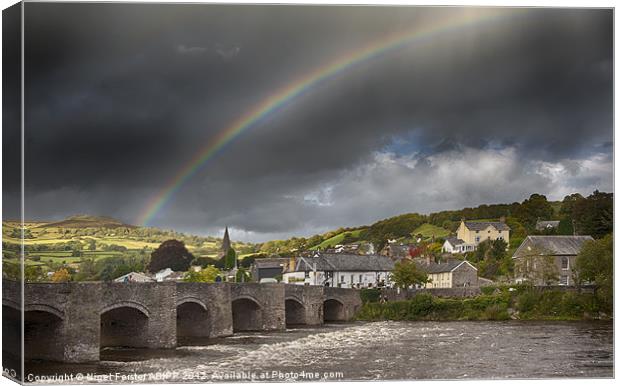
[283,253,394,288]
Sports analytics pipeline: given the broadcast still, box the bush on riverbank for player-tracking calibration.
[356,288,608,321]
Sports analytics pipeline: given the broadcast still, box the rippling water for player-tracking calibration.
[23,321,613,383]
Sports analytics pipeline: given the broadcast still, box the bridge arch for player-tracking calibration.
[284,298,306,326]
[100,302,150,348]
[231,296,262,332]
[176,297,210,343]
[24,308,65,360]
[323,298,346,322]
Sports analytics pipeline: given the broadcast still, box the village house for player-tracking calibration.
[421,260,479,288]
[381,243,416,259]
[250,257,289,282]
[113,271,155,283]
[512,235,594,286]
[283,253,394,288]
[443,219,510,253]
[442,237,475,254]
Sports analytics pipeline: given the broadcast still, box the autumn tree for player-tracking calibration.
[147,239,194,273]
[51,268,71,283]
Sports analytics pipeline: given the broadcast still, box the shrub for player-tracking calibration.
[516,290,540,314]
[360,288,381,304]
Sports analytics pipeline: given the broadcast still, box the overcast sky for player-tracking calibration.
[9,4,613,242]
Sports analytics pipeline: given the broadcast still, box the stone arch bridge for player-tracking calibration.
[2,281,361,363]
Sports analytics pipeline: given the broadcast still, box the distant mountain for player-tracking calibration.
[38,215,136,229]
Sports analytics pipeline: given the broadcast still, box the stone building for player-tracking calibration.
[250,258,289,282]
[421,260,479,288]
[512,235,594,286]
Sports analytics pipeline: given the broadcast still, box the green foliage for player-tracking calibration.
[575,234,613,312]
[365,213,426,250]
[223,247,237,270]
[356,293,510,321]
[360,288,381,304]
[391,259,429,289]
[148,239,194,273]
[357,289,607,321]
[514,194,554,230]
[183,265,221,283]
[235,266,252,282]
[571,191,613,239]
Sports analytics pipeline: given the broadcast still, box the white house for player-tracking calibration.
[283,253,394,288]
[114,272,154,283]
[442,237,475,254]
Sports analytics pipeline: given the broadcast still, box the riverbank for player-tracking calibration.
[356,287,612,321]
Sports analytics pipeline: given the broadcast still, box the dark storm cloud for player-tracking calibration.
[21,4,612,239]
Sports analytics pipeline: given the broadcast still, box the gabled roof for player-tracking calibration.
[295,253,394,272]
[444,237,466,246]
[512,235,594,258]
[463,221,510,231]
[421,260,477,273]
[253,258,288,269]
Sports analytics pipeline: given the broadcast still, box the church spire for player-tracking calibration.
[221,226,231,255]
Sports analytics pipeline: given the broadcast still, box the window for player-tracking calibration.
[350,274,354,283]
[561,257,569,270]
[304,271,310,278]
[475,237,480,243]
[340,275,344,283]
[359,274,363,283]
[560,275,569,285]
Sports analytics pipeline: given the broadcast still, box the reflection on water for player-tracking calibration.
[22,321,613,383]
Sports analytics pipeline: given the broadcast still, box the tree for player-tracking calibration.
[575,234,613,311]
[147,239,194,273]
[51,268,71,283]
[514,194,554,230]
[571,191,613,238]
[391,259,429,289]
[183,265,222,283]
[223,247,237,270]
[514,247,559,286]
[235,266,252,282]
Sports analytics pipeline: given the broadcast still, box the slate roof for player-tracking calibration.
[253,258,288,269]
[513,235,594,258]
[420,260,477,273]
[464,221,510,231]
[444,237,466,246]
[296,253,394,272]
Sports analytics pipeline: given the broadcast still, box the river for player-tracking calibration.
[22,320,613,383]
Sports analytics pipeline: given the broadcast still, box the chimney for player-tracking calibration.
[289,256,296,272]
[426,254,431,265]
[499,216,506,223]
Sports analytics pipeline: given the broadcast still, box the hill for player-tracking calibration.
[38,215,136,229]
[310,228,366,250]
[412,223,450,239]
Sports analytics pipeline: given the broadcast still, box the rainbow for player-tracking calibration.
[136,8,521,226]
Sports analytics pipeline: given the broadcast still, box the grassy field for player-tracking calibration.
[310,229,366,250]
[2,217,256,276]
[412,223,451,239]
